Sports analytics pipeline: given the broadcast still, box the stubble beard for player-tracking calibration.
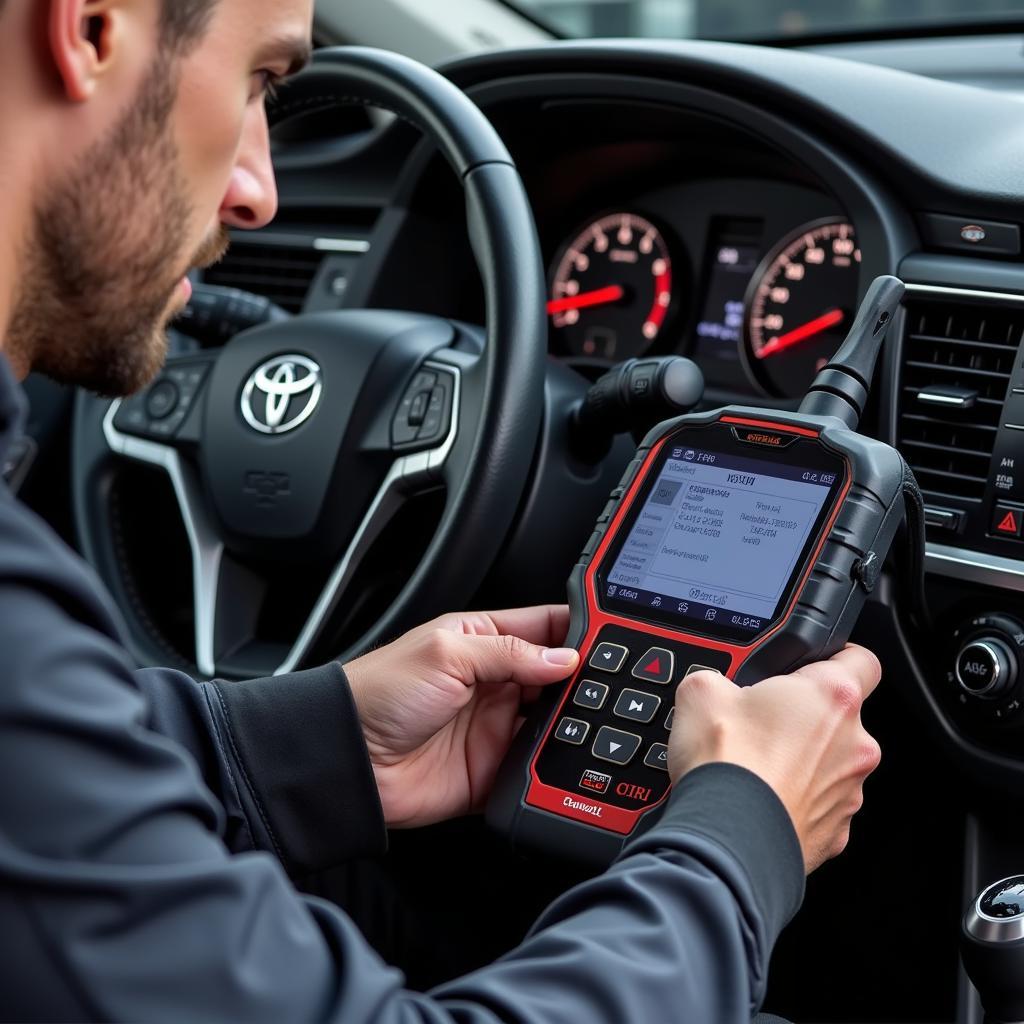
[8,58,228,397]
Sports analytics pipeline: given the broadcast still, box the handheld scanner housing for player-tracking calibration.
[486,279,909,866]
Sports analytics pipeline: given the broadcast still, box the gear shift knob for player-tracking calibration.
[961,875,1024,1023]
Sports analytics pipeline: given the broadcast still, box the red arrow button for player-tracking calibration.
[643,656,661,674]
[992,504,1023,538]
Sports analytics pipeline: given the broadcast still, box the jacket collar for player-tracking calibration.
[0,353,30,481]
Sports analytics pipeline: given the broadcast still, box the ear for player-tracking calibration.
[48,0,123,102]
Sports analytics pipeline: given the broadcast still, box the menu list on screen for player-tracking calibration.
[604,447,838,636]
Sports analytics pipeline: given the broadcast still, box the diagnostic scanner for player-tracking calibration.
[487,276,913,865]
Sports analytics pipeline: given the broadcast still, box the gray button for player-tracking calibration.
[554,717,589,746]
[613,688,661,724]
[589,643,629,674]
[644,743,670,772]
[592,726,642,766]
[574,680,609,711]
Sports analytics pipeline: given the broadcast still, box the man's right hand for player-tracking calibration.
[668,645,883,874]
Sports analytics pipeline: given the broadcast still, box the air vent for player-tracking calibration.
[203,239,326,314]
[898,298,1022,502]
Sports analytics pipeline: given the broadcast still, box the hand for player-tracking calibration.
[344,607,579,829]
[669,645,883,874]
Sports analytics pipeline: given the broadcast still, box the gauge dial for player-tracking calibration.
[743,219,861,398]
[549,213,674,360]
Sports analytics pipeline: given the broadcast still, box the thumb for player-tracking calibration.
[453,633,579,688]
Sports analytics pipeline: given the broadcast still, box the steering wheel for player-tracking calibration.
[71,47,546,679]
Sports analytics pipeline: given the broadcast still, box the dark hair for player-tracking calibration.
[160,0,219,53]
[0,2,217,50]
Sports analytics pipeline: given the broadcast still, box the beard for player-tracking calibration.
[7,60,230,397]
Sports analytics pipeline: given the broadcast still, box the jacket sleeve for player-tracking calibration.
[133,663,387,870]
[0,571,804,1024]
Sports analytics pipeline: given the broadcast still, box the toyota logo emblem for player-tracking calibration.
[240,356,323,435]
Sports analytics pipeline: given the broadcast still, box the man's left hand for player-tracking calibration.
[344,606,578,829]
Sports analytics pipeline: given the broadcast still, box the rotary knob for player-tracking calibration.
[956,638,1017,700]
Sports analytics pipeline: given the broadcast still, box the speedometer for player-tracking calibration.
[548,213,674,361]
[743,219,860,398]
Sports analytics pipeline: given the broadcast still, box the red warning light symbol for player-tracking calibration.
[998,510,1020,534]
[644,656,661,674]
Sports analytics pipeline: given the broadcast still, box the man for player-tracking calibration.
[0,0,882,1020]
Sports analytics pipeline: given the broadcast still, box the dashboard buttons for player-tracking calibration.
[589,642,629,674]
[920,213,1022,257]
[574,680,610,711]
[664,708,675,730]
[555,717,590,746]
[592,726,642,766]
[644,744,670,772]
[684,663,722,680]
[632,647,674,685]
[613,688,662,725]
[992,503,1023,539]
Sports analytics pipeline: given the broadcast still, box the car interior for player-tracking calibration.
[15,2,1024,1021]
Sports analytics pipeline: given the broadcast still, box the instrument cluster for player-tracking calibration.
[546,199,861,400]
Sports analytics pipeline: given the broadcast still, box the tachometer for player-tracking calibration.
[548,213,674,361]
[743,219,860,398]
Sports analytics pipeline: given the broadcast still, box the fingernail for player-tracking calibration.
[542,647,579,667]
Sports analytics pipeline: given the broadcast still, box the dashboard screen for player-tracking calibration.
[599,426,845,643]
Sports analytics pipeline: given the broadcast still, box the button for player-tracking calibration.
[644,743,670,771]
[684,663,722,679]
[409,391,430,427]
[592,726,642,766]
[145,380,180,421]
[574,680,609,711]
[579,769,612,795]
[919,213,1022,256]
[665,708,675,730]
[589,642,629,673]
[554,717,589,746]
[632,647,674,685]
[613,688,662,724]
[410,370,438,393]
[992,503,1023,539]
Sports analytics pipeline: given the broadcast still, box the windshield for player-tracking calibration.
[509,0,1024,43]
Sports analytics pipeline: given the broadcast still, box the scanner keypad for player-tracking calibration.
[534,624,731,812]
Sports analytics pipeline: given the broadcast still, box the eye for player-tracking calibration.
[251,70,283,103]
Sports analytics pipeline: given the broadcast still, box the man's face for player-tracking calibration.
[8,0,313,397]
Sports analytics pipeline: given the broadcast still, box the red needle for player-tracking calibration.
[547,285,625,316]
[757,308,845,359]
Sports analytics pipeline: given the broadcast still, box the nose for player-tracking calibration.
[220,106,278,230]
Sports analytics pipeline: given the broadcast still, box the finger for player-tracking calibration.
[450,632,579,688]
[674,667,732,711]
[793,644,882,701]
[473,606,572,648]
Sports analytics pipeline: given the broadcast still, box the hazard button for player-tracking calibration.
[632,647,674,685]
[992,503,1023,539]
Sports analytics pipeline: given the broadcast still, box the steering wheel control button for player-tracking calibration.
[644,743,670,772]
[631,647,674,685]
[592,726,642,766]
[664,708,675,730]
[589,642,629,673]
[112,361,211,442]
[145,380,180,421]
[992,503,1023,539]
[956,639,1015,699]
[613,688,662,724]
[579,769,612,796]
[554,717,590,746]
[574,680,610,711]
[392,367,455,450]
